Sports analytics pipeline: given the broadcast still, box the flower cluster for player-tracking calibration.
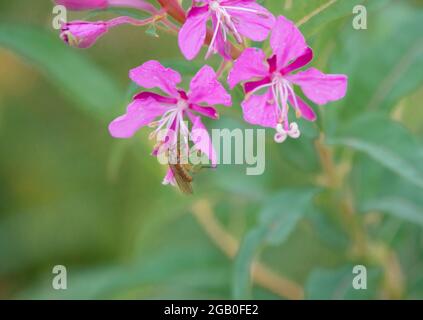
[56,0,348,192]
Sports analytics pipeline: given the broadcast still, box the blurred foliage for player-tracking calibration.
[0,0,422,300]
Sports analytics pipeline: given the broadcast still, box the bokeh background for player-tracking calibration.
[0,0,422,299]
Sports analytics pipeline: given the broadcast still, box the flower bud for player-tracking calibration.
[60,21,108,48]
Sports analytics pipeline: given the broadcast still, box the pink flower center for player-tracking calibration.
[149,98,190,149]
[246,72,301,143]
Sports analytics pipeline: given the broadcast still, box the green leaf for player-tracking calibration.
[260,188,318,245]
[232,228,267,300]
[352,155,423,229]
[328,2,423,125]
[0,25,123,122]
[328,114,423,189]
[305,265,383,299]
[233,188,317,299]
[362,197,423,227]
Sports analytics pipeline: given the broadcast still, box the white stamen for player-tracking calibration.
[206,13,221,59]
[269,74,302,143]
[274,131,287,144]
[288,122,301,139]
[207,1,269,57]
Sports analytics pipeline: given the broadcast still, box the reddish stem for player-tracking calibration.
[157,0,186,24]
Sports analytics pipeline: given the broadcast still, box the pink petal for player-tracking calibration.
[241,89,278,128]
[189,104,219,119]
[244,77,271,94]
[178,5,210,60]
[281,47,313,75]
[162,168,176,186]
[108,95,170,139]
[224,0,275,42]
[228,47,269,89]
[133,91,177,104]
[188,113,217,167]
[188,65,232,107]
[270,16,308,69]
[287,68,348,105]
[288,93,316,121]
[129,60,181,97]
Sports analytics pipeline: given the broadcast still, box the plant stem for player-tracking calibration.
[315,134,406,299]
[156,0,186,24]
[192,199,304,300]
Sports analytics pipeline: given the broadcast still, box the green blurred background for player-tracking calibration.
[0,0,422,299]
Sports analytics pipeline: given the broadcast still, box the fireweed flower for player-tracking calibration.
[228,16,348,143]
[60,15,163,48]
[178,0,275,60]
[108,60,232,185]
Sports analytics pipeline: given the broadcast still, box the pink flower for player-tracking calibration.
[178,0,275,60]
[60,16,160,48]
[228,16,348,143]
[55,0,157,13]
[109,61,231,184]
[61,21,108,48]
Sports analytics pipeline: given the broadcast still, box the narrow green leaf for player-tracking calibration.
[305,265,382,300]
[328,2,423,124]
[233,188,317,299]
[232,228,267,299]
[362,197,423,227]
[260,188,317,245]
[328,114,423,189]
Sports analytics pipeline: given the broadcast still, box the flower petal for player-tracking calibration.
[133,91,177,104]
[188,65,232,106]
[241,89,278,128]
[162,168,176,186]
[109,94,170,138]
[228,47,269,89]
[287,68,348,105]
[288,93,316,121]
[270,16,308,69]
[178,5,210,60]
[281,47,313,75]
[244,77,271,94]
[129,60,181,97]
[189,104,219,119]
[189,114,217,167]
[224,0,275,41]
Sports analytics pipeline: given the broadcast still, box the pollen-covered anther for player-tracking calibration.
[287,122,301,139]
[274,131,287,144]
[274,122,300,143]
